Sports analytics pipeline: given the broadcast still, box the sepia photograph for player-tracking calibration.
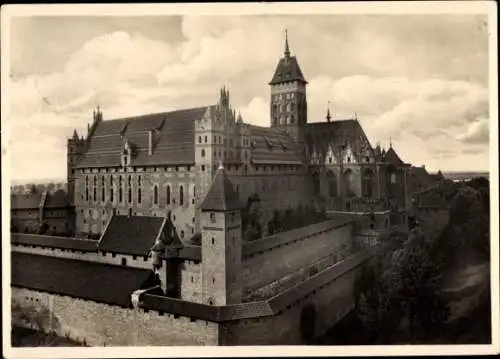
[1,2,498,357]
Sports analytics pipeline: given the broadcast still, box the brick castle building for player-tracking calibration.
[67,33,411,240]
[11,33,446,346]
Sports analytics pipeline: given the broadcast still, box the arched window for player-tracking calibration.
[326,171,337,197]
[201,149,205,157]
[363,169,375,198]
[101,177,105,202]
[198,136,202,143]
[119,176,123,203]
[343,169,354,197]
[138,188,142,204]
[109,176,114,202]
[153,185,158,205]
[93,176,97,202]
[179,185,184,206]
[128,188,132,204]
[312,172,320,196]
[85,176,89,201]
[166,185,171,205]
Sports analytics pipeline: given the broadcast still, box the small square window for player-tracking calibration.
[210,213,216,223]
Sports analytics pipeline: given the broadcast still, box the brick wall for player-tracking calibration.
[74,168,197,240]
[180,261,202,303]
[241,223,353,293]
[12,287,219,346]
[222,261,361,345]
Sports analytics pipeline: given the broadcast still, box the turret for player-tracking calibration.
[198,163,242,305]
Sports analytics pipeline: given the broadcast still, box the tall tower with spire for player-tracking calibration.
[269,30,308,145]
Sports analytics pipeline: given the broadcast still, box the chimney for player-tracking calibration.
[148,130,153,156]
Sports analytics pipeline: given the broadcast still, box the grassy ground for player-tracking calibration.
[11,326,84,347]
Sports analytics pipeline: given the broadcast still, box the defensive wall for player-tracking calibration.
[240,216,354,297]
[11,248,376,346]
[10,215,379,346]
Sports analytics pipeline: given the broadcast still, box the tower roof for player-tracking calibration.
[269,31,307,85]
[269,56,307,85]
[199,165,241,212]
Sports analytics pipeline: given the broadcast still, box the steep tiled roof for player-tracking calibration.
[11,193,41,210]
[269,56,307,85]
[306,120,375,163]
[247,125,302,165]
[98,215,166,256]
[44,190,69,209]
[383,147,405,166]
[75,107,208,168]
[11,252,157,307]
[199,166,242,211]
[11,233,98,252]
[410,166,437,192]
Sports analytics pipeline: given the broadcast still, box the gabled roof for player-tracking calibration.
[11,193,41,210]
[75,107,208,168]
[269,56,307,85]
[306,119,375,163]
[98,215,166,256]
[247,125,303,165]
[11,252,157,307]
[383,147,405,166]
[199,166,242,212]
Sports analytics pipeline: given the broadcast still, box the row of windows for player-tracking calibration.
[78,165,192,175]
[198,134,235,147]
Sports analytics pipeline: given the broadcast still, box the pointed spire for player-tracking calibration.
[72,129,79,140]
[237,111,243,123]
[284,29,290,58]
[199,163,241,211]
[326,101,331,122]
[389,137,392,148]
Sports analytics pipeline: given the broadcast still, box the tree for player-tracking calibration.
[357,225,449,343]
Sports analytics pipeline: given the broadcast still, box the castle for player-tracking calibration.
[10,33,446,346]
[67,32,411,241]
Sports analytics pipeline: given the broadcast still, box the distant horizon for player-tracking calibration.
[9,170,491,186]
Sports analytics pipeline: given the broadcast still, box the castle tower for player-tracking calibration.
[198,164,242,305]
[67,129,86,206]
[269,30,308,145]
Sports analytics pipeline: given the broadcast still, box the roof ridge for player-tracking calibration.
[99,105,211,123]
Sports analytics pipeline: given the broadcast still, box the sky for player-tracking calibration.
[5,13,491,183]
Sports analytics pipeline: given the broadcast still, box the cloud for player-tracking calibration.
[456,117,489,144]
[6,15,491,181]
[239,97,269,128]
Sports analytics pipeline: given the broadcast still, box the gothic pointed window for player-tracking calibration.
[179,185,184,206]
[109,176,114,202]
[93,176,97,203]
[166,185,171,205]
[363,169,374,198]
[85,176,89,202]
[153,185,159,205]
[201,149,205,157]
[128,187,132,204]
[138,188,142,204]
[119,176,123,203]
